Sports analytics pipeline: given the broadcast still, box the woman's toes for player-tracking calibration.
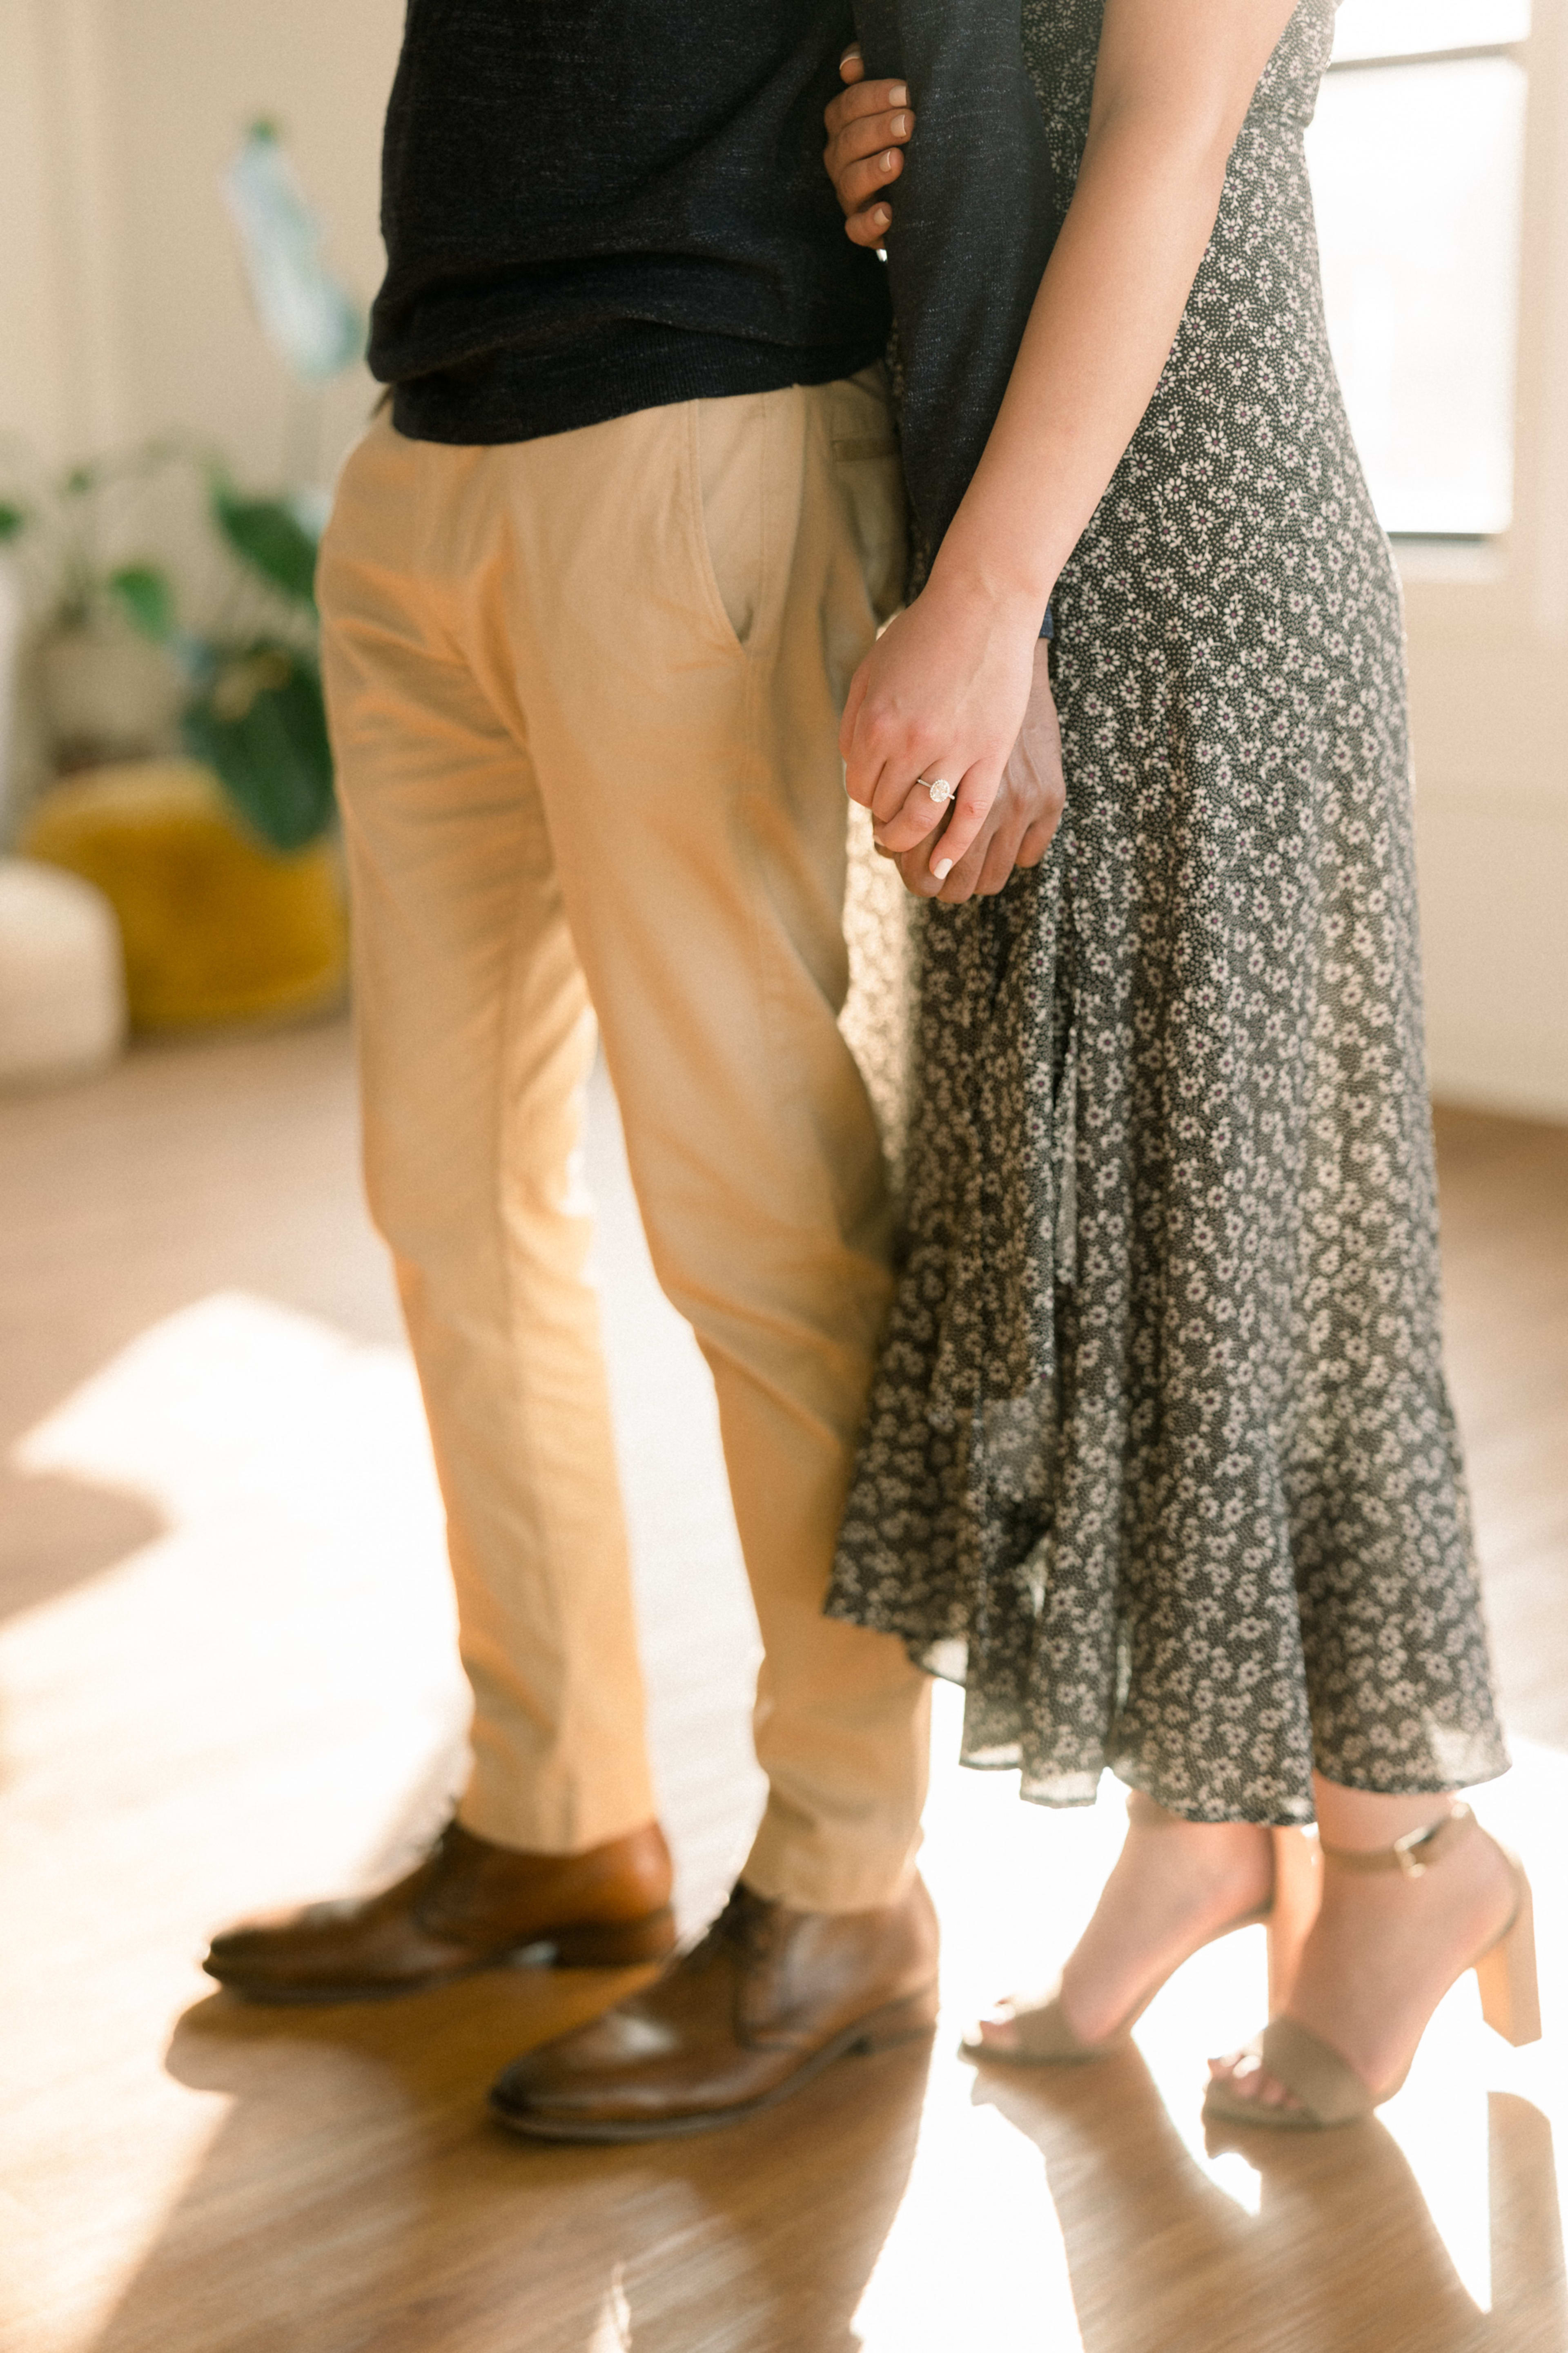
[1208,2051,1301,2110]
[975,2009,1021,2048]
[1213,2051,1262,2099]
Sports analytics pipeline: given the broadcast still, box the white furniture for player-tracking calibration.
[0,857,127,1088]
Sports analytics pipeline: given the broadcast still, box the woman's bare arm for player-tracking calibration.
[833,0,1299,880]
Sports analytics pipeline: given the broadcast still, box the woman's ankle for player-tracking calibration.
[1125,1808,1273,1879]
[1312,1772,1457,1854]
[1055,1815,1273,2042]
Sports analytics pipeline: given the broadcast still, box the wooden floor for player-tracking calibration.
[2,1022,1565,2353]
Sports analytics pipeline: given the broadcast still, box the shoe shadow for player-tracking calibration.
[973,2052,1567,2353]
[85,1976,931,2353]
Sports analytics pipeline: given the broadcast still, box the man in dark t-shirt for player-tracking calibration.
[206,0,1052,2140]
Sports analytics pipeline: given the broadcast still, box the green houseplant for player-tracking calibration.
[147,474,334,855]
[0,450,334,854]
[1,114,363,854]
[0,444,188,780]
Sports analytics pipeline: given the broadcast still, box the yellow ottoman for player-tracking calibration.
[20,761,347,1031]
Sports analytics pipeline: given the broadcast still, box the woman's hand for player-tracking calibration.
[841,574,1040,881]
[824,44,916,246]
[875,642,1064,904]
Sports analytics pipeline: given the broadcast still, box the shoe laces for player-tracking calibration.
[685,1881,776,1970]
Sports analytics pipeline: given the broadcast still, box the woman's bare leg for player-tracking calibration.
[977,1798,1274,2049]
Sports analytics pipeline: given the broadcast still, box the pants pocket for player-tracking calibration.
[693,390,770,651]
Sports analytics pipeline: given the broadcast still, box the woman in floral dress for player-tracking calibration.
[820,0,1534,2126]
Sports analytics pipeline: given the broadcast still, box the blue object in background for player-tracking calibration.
[223,122,364,384]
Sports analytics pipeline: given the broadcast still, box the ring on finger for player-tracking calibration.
[916,774,954,805]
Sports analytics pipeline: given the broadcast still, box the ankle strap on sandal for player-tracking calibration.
[1319,1802,1472,1880]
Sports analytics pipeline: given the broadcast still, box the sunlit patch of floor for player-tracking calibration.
[846,1686,1568,2351]
[2,1291,458,2351]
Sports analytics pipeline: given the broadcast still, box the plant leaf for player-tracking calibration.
[0,502,27,544]
[182,640,334,851]
[108,563,178,642]
[210,482,320,612]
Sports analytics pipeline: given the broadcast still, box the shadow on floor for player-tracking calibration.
[88,1979,930,2353]
[978,2048,1567,2353]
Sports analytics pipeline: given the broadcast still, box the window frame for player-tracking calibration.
[1317,19,1532,546]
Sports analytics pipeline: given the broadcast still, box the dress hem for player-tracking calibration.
[864,1612,1513,1827]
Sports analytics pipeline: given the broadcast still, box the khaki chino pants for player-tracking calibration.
[319,372,932,1912]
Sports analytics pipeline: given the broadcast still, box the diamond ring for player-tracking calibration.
[917,774,955,805]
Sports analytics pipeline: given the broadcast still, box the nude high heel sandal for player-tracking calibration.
[960,1795,1321,2066]
[1202,1802,1541,2132]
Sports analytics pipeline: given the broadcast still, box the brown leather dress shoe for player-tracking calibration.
[488,1875,940,2141]
[203,1818,675,2002]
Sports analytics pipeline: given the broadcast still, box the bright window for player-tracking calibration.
[1305,0,1529,537]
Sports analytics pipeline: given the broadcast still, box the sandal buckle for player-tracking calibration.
[1392,1824,1434,1879]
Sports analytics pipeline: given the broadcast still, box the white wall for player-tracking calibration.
[0,0,1563,1115]
[0,0,403,480]
[0,1,109,461]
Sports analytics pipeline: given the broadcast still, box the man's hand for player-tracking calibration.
[875,642,1064,905]
[824,45,916,246]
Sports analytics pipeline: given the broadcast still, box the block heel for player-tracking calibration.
[546,1906,678,1967]
[850,1983,941,2052]
[1474,1862,1541,2047]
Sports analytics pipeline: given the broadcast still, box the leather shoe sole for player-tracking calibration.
[488,1982,939,2143]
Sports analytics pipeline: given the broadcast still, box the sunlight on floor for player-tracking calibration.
[3,1291,464,2353]
[846,1674,1568,2349]
[586,2270,633,2353]
[3,1037,1564,2352]
[8,1287,461,1833]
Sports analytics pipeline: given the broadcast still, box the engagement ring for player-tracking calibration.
[917,774,955,805]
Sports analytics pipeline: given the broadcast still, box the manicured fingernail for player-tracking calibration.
[889,83,908,105]
[881,149,896,171]
[934,859,953,880]
[892,113,911,135]
[872,207,891,229]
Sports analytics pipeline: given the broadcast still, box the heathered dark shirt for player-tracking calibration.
[371,0,892,444]
[370,0,1060,567]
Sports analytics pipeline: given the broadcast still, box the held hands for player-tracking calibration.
[824,45,917,245]
[863,638,1064,906]
[842,576,1040,883]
